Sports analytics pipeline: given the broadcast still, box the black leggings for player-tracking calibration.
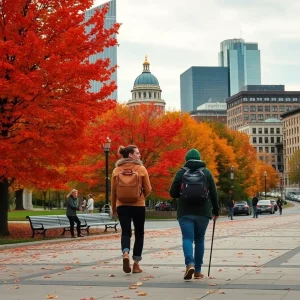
[117,206,145,261]
[67,215,81,236]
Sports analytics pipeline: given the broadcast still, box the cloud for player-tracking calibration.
[94,0,300,109]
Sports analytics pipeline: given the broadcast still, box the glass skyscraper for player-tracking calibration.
[180,67,229,112]
[219,38,261,96]
[85,0,117,100]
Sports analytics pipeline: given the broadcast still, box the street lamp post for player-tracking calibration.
[230,165,235,198]
[103,138,111,206]
[279,172,283,199]
[264,171,267,200]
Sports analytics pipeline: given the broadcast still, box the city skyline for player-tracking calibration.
[94,0,300,110]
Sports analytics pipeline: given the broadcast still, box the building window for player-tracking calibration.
[279,106,284,112]
[286,98,290,102]
[243,97,248,101]
[259,137,263,143]
[293,98,298,101]
[265,106,270,112]
[272,106,278,112]
[143,92,147,98]
[258,114,264,120]
[154,92,156,98]
[272,114,278,119]
[244,114,249,120]
[252,137,257,143]
[149,92,151,98]
[278,98,284,102]
[250,106,256,112]
[259,147,263,153]
[252,128,256,134]
[250,97,256,101]
[266,114,271,119]
[257,98,262,101]
[138,92,141,98]
[265,147,269,153]
[270,128,274,134]
[250,114,256,120]
[277,137,281,143]
[271,98,277,101]
[276,128,280,134]
[271,147,275,153]
[264,98,269,101]
[244,106,249,112]
[258,128,262,134]
[286,106,291,111]
[271,137,274,143]
[258,106,263,112]
[265,137,269,143]
[264,128,268,134]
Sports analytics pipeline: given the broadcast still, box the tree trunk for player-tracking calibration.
[0,178,9,236]
[15,189,24,210]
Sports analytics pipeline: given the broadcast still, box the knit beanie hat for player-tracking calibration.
[185,149,201,161]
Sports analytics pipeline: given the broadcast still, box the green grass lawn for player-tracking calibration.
[8,209,66,221]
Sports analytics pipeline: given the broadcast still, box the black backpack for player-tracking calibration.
[180,167,209,204]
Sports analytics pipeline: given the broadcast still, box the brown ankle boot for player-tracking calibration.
[194,272,204,279]
[183,265,195,280]
[123,253,131,274]
[132,262,143,273]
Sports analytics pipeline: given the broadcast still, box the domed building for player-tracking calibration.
[127,56,166,111]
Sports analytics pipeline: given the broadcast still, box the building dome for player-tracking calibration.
[133,56,159,86]
[134,73,159,86]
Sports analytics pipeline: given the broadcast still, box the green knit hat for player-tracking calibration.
[185,149,201,161]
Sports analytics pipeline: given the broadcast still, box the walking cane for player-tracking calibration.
[208,218,216,277]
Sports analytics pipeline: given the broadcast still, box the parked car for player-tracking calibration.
[233,201,250,216]
[155,202,172,211]
[270,200,278,212]
[257,200,275,214]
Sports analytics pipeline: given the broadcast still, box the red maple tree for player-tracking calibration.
[0,0,119,235]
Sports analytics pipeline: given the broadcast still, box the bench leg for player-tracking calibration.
[31,230,35,238]
[104,225,108,232]
[87,226,90,236]
[61,228,66,236]
[114,224,117,232]
[43,229,47,238]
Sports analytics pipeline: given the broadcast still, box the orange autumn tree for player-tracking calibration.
[76,104,186,198]
[0,0,119,235]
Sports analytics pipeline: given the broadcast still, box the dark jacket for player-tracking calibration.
[169,157,219,219]
[252,196,259,207]
[227,197,234,208]
[277,199,283,207]
[66,196,79,216]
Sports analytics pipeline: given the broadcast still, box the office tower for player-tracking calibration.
[180,67,229,112]
[219,38,261,96]
[85,0,117,100]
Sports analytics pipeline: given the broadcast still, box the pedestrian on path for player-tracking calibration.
[169,149,219,280]
[252,194,259,218]
[66,189,83,238]
[81,196,87,213]
[111,145,152,274]
[277,197,283,215]
[87,194,94,213]
[227,192,234,220]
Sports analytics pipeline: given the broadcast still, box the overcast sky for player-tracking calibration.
[94,0,300,110]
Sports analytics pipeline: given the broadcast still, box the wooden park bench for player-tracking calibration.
[26,213,118,238]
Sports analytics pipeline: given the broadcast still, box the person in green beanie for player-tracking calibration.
[169,149,219,280]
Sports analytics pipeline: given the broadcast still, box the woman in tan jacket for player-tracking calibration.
[111,145,152,274]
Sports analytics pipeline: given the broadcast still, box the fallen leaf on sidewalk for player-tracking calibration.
[46,295,57,299]
[109,274,116,277]
[137,291,148,296]
[64,266,72,270]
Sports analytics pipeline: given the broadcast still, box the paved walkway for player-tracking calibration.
[1,211,300,299]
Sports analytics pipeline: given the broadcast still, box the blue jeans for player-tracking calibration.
[228,207,233,219]
[253,206,258,217]
[178,215,210,273]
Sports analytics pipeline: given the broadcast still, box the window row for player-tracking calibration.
[243,105,298,112]
[244,114,279,120]
[252,128,281,134]
[243,97,298,102]
[252,137,281,144]
[133,91,160,99]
